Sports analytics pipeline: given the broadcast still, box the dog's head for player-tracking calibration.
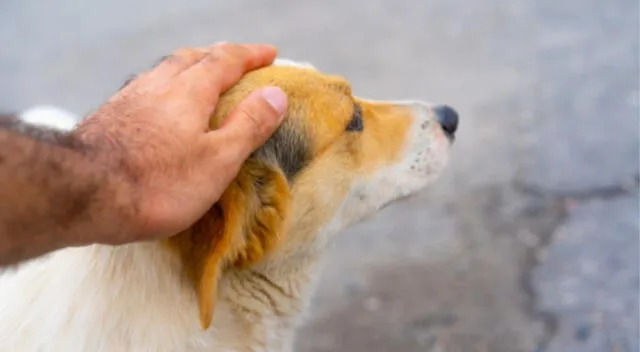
[168,59,459,329]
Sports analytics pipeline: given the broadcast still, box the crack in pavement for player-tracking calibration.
[512,189,567,351]
[514,174,639,202]
[513,174,639,351]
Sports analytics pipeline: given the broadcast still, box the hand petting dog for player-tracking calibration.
[0,42,287,266]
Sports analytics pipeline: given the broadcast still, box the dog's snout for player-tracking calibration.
[434,105,459,138]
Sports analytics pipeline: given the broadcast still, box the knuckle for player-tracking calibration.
[163,47,203,65]
[211,42,234,52]
[172,47,197,57]
[193,51,233,79]
[205,49,231,67]
[209,44,251,63]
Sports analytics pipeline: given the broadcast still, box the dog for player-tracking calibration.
[0,58,459,351]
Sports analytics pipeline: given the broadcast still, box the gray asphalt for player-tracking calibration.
[1,0,638,351]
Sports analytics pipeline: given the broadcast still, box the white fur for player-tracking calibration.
[0,61,451,351]
[273,58,316,70]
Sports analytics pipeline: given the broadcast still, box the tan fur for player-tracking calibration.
[168,159,291,329]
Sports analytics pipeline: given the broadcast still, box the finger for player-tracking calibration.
[206,86,287,175]
[178,43,278,113]
[118,43,229,92]
[144,47,210,80]
[186,43,278,92]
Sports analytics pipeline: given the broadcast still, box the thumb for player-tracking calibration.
[210,86,287,161]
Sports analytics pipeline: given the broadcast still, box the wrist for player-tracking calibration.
[69,130,140,246]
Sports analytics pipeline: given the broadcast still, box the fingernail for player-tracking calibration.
[261,86,287,120]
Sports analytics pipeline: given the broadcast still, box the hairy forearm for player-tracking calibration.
[0,117,132,266]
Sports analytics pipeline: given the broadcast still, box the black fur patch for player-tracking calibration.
[346,103,364,132]
[253,120,310,182]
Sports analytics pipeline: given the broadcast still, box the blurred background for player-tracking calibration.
[1,0,638,351]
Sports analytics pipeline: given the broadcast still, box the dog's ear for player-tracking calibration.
[167,158,291,330]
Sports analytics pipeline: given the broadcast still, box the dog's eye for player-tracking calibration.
[346,104,364,132]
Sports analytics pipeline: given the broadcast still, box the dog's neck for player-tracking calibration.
[0,239,325,351]
[91,240,323,351]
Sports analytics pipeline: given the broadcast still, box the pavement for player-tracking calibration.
[1,0,638,351]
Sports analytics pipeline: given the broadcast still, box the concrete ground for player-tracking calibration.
[1,0,638,351]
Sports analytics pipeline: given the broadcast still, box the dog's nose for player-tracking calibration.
[434,105,459,138]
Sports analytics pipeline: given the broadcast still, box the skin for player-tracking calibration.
[0,42,288,267]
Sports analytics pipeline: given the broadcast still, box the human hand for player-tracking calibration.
[74,42,288,244]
